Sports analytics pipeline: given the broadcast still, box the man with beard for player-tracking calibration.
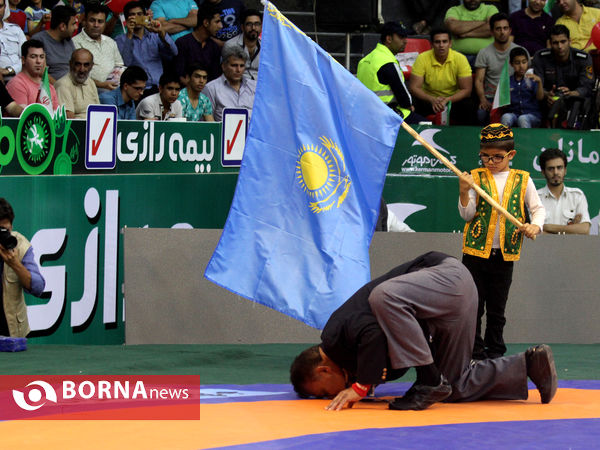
[55,48,99,119]
[556,0,600,52]
[509,0,555,56]
[223,9,261,81]
[474,13,528,124]
[444,0,498,64]
[537,148,591,234]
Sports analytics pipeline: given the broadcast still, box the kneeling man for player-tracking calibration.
[291,252,557,411]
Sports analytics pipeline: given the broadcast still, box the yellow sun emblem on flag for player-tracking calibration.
[295,136,351,213]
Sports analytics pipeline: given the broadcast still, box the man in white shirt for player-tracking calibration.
[73,2,124,92]
[0,0,27,82]
[136,71,183,121]
[203,45,256,121]
[537,148,591,234]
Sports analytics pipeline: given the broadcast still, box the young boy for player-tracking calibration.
[178,63,214,122]
[7,0,28,33]
[136,71,183,121]
[500,47,544,129]
[24,0,51,36]
[459,123,545,360]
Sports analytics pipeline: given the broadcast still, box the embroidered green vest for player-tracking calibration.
[463,168,529,261]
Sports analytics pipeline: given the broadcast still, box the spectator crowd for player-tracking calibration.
[1,0,600,130]
[0,0,260,121]
[0,0,594,239]
[361,0,600,130]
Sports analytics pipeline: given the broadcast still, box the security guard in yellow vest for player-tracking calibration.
[357,22,424,124]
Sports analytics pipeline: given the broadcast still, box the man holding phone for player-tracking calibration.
[116,0,178,96]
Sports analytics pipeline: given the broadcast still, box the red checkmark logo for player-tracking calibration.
[92,118,111,156]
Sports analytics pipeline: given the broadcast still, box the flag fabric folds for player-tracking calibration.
[204,2,404,329]
[491,57,511,122]
[37,67,52,113]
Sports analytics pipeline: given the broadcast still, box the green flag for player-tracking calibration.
[37,67,52,113]
[492,57,511,110]
[544,0,556,13]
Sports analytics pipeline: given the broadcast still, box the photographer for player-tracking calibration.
[116,0,178,97]
[0,198,45,338]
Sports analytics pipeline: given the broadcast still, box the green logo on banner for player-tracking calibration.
[1,105,80,175]
[16,104,55,175]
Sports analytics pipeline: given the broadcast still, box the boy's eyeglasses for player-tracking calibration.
[479,153,510,163]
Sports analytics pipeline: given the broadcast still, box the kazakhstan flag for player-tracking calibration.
[205,2,404,329]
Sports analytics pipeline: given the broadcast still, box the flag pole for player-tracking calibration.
[400,121,526,230]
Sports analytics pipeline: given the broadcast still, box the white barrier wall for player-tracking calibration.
[124,229,600,344]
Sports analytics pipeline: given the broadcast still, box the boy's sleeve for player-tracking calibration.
[458,195,476,222]
[458,172,477,222]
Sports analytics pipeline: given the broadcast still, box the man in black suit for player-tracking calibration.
[291,252,557,411]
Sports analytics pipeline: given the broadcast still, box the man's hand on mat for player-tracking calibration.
[326,387,361,411]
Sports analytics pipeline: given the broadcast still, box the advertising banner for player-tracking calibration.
[1,106,598,344]
[384,125,600,233]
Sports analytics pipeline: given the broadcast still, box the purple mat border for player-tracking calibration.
[200,380,600,404]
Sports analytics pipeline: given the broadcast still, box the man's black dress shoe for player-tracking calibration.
[526,344,557,404]
[388,375,452,410]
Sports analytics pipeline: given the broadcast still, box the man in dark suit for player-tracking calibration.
[290,252,557,411]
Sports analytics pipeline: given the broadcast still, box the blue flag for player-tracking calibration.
[204,2,404,329]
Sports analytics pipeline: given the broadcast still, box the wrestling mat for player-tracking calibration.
[2,380,600,449]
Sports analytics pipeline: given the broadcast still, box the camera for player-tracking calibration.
[0,227,17,250]
[135,15,151,26]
